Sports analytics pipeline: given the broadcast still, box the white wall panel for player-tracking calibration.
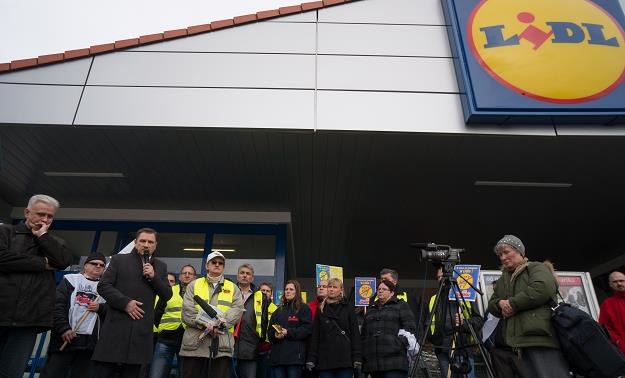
[89,52,315,89]
[0,84,82,125]
[318,24,451,57]
[0,59,92,85]
[75,86,314,129]
[319,0,445,25]
[316,90,556,135]
[130,22,316,54]
[318,55,458,92]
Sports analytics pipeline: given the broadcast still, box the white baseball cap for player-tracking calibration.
[206,251,225,262]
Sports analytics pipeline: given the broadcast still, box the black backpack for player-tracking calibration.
[550,299,625,378]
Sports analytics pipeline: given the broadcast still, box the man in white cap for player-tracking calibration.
[179,251,244,377]
[487,235,569,378]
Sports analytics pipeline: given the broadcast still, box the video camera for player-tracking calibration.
[411,242,464,264]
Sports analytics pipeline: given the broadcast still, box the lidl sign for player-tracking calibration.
[441,0,625,124]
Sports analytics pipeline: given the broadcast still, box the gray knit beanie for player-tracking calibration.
[494,235,525,257]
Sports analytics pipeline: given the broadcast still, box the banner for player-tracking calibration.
[449,264,481,302]
[315,264,343,286]
[355,277,376,307]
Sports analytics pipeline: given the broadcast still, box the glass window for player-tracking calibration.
[51,230,96,268]
[97,231,119,256]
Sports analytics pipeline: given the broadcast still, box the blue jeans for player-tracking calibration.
[149,342,180,378]
[319,368,354,378]
[435,350,476,378]
[236,359,257,378]
[0,326,39,378]
[272,365,302,378]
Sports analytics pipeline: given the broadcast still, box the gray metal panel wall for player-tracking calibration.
[0,84,82,125]
[0,59,91,85]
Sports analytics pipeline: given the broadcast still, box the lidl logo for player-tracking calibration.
[441,0,625,123]
[468,0,625,104]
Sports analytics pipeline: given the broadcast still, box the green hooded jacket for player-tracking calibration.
[487,261,559,349]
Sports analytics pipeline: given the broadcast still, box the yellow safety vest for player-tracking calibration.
[428,294,471,335]
[194,278,236,333]
[158,284,186,332]
[153,295,159,333]
[253,291,277,340]
[373,291,408,303]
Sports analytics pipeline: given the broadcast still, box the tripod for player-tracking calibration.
[410,262,494,378]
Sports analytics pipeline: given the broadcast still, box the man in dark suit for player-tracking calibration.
[92,228,172,377]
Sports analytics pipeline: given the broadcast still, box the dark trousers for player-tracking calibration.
[91,361,141,378]
[181,356,230,378]
[490,347,522,378]
[370,371,407,378]
[0,326,39,378]
[272,365,303,378]
[40,350,94,378]
[236,358,257,378]
[318,368,354,378]
[519,347,570,378]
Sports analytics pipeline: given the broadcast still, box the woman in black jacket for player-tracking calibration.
[361,280,416,378]
[307,278,361,378]
[268,280,312,378]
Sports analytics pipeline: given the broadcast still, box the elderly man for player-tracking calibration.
[92,228,172,378]
[179,252,244,377]
[0,194,72,378]
[599,271,625,354]
[487,235,569,378]
[41,252,108,377]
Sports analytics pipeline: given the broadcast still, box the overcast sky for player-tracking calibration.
[2,0,625,64]
[0,0,301,63]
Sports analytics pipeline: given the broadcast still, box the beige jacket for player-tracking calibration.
[179,276,244,359]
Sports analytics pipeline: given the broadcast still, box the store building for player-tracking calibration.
[1,0,625,298]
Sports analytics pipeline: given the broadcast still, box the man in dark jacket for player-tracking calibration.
[92,228,172,378]
[0,194,72,378]
[41,252,108,377]
[233,263,273,378]
[487,234,569,378]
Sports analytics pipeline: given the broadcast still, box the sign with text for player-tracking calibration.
[449,264,481,302]
[315,264,343,286]
[355,277,376,307]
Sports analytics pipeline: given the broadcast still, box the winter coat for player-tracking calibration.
[92,251,172,364]
[307,299,361,371]
[47,274,108,353]
[0,222,72,330]
[487,261,559,349]
[179,277,244,359]
[361,296,416,373]
[268,300,312,366]
[234,284,261,360]
[599,291,625,353]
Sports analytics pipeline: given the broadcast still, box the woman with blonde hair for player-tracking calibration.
[268,280,312,378]
[306,278,361,378]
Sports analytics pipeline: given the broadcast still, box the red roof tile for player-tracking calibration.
[0,0,353,73]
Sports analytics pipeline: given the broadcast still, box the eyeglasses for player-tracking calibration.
[317,285,328,289]
[209,260,224,266]
[87,262,105,267]
[180,272,195,276]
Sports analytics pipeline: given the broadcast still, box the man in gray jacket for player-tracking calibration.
[0,194,72,378]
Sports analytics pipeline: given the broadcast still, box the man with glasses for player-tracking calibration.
[179,252,244,377]
[92,228,172,378]
[150,265,197,378]
[0,194,72,378]
[41,252,108,377]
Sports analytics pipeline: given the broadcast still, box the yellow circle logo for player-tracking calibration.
[457,274,474,290]
[318,271,328,281]
[468,0,625,103]
[359,284,373,298]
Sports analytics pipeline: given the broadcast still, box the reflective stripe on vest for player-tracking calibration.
[373,291,408,303]
[158,284,186,332]
[253,291,277,339]
[194,278,236,333]
[428,294,471,335]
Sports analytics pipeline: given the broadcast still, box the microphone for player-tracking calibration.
[194,295,218,318]
[142,251,150,279]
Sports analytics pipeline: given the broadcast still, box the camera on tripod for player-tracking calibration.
[414,242,464,264]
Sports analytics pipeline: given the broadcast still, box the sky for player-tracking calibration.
[0,0,302,63]
[2,0,625,64]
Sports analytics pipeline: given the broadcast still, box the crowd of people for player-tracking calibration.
[1,194,625,378]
